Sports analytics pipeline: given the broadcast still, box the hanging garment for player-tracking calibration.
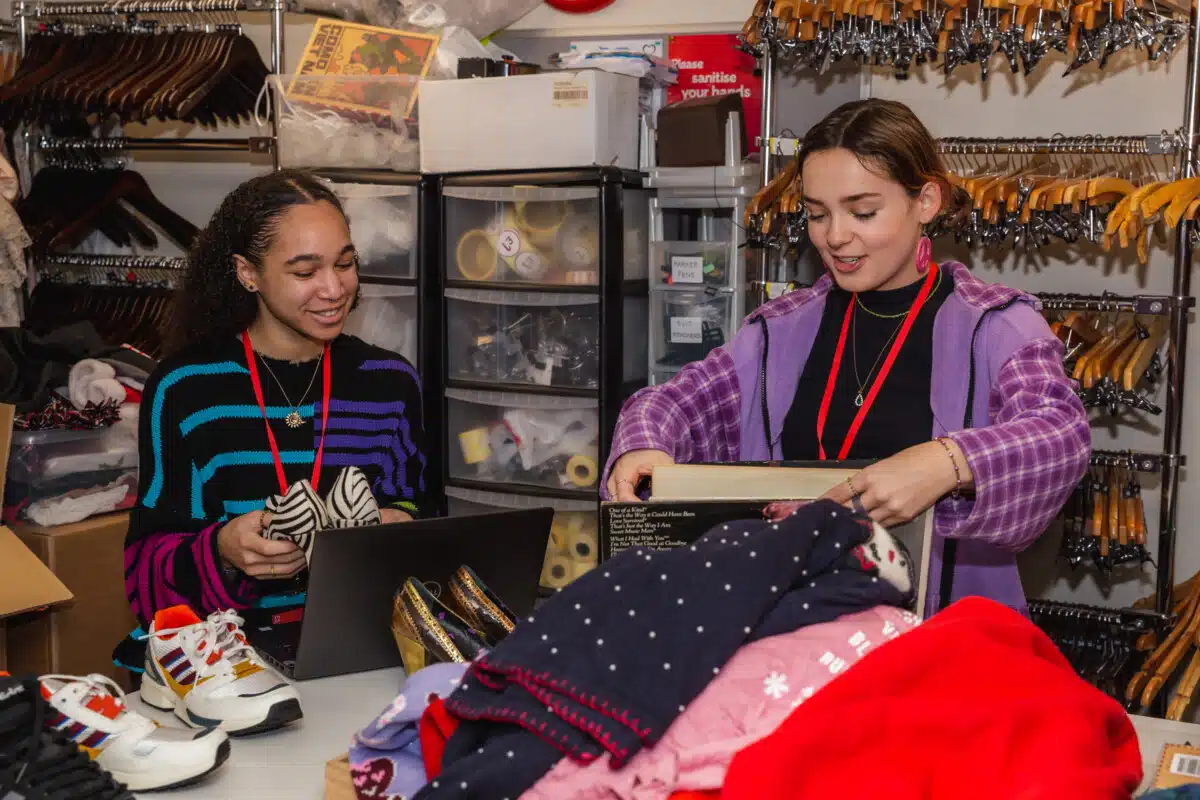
[0,186,30,327]
[415,501,910,800]
[0,323,110,413]
[721,596,1142,800]
[349,664,469,800]
[521,605,921,800]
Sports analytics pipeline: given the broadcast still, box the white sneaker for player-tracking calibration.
[40,672,230,791]
[139,605,303,736]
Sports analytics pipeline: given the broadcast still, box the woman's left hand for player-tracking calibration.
[821,440,971,528]
[380,508,414,524]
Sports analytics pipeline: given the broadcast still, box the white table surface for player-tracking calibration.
[130,667,406,800]
[1131,714,1200,795]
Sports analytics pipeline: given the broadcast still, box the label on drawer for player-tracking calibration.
[670,316,703,344]
[496,229,523,258]
[670,255,704,284]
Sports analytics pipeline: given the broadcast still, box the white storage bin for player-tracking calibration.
[446,186,605,286]
[420,71,640,173]
[651,289,735,372]
[445,486,598,590]
[446,288,600,390]
[446,388,600,493]
[344,284,418,364]
[331,182,418,280]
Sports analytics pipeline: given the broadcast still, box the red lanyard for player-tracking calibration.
[816,266,938,460]
[242,330,332,494]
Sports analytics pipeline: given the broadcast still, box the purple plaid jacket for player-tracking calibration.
[603,262,1090,616]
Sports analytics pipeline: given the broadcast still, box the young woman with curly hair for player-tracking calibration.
[124,170,427,629]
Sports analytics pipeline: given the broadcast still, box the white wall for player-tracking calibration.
[868,49,1190,611]
[507,0,757,37]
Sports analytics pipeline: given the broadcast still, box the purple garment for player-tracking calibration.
[349,663,469,800]
[602,262,1090,616]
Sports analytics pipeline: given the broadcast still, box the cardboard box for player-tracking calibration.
[419,70,640,173]
[5,513,137,682]
[325,753,356,800]
[0,524,73,671]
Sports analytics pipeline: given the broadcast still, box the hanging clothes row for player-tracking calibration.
[25,257,182,359]
[1057,450,1159,574]
[18,166,197,256]
[741,0,1187,78]
[744,133,1195,264]
[0,13,268,126]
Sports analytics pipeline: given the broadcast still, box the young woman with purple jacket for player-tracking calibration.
[603,99,1090,617]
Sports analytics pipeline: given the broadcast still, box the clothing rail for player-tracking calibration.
[40,254,186,270]
[15,0,286,169]
[758,132,1185,158]
[1090,450,1184,473]
[1028,599,1170,628]
[1036,292,1194,315]
[38,136,272,154]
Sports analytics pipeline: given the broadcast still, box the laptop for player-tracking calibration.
[247,507,554,681]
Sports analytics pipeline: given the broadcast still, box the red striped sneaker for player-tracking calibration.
[40,673,229,791]
[140,606,302,736]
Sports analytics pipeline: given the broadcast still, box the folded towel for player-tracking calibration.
[68,359,126,410]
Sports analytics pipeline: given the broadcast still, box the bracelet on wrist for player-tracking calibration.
[935,437,963,498]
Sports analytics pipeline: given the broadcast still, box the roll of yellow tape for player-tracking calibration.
[515,200,569,249]
[455,229,498,280]
[566,454,598,488]
[458,427,492,464]
[540,553,574,589]
[568,527,598,564]
[558,215,599,270]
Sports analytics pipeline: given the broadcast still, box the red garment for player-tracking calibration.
[669,793,718,800]
[722,597,1142,800]
[123,387,142,404]
[418,696,459,780]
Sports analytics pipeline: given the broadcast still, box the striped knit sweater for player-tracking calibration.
[124,333,426,627]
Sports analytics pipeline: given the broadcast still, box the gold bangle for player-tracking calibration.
[936,437,962,497]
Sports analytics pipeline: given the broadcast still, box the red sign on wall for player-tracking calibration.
[666,34,762,151]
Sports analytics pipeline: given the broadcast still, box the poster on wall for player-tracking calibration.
[666,34,762,151]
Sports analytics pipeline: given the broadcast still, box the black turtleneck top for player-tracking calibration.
[781,267,956,461]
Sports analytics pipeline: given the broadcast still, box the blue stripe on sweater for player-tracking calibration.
[181,404,314,437]
[145,361,249,509]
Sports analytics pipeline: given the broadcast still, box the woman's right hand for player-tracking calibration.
[606,449,675,502]
[217,511,306,579]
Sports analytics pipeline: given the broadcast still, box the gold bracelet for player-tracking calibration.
[936,437,962,497]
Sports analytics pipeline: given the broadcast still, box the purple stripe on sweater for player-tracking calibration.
[323,433,399,451]
[360,358,420,387]
[317,416,399,433]
[321,399,407,417]
[323,451,398,496]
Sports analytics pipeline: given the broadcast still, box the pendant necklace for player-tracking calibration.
[851,315,904,407]
[256,349,324,428]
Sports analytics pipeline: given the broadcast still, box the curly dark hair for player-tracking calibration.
[165,169,348,355]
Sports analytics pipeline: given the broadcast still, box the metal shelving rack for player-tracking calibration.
[745,0,1200,706]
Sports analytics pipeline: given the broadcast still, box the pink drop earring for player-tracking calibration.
[915,233,932,274]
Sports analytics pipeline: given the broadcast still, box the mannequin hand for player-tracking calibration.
[821,440,972,528]
[217,511,305,579]
[380,508,413,524]
[607,449,674,502]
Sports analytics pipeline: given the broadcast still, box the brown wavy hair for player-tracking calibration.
[797,99,969,224]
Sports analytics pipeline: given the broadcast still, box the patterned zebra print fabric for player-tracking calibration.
[263,468,382,564]
[264,480,329,565]
[324,466,382,529]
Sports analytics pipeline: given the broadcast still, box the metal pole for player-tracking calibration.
[757,46,777,289]
[39,137,260,152]
[1157,0,1200,619]
[269,0,285,170]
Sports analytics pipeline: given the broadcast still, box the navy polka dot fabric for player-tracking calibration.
[415,500,908,799]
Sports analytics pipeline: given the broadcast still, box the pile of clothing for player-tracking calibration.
[346,500,1145,800]
[0,322,155,525]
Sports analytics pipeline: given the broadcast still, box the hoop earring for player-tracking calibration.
[915,233,932,274]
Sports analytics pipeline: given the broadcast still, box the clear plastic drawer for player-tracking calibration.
[445,486,598,590]
[343,284,418,364]
[652,241,736,288]
[446,388,600,493]
[650,289,735,372]
[329,182,418,280]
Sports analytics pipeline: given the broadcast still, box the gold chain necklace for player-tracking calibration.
[851,311,905,408]
[855,266,943,319]
[256,351,324,428]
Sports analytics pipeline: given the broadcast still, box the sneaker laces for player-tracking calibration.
[0,678,129,800]
[141,610,259,682]
[39,674,136,733]
[205,610,258,667]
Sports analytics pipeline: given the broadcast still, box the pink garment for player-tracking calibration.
[520,606,920,800]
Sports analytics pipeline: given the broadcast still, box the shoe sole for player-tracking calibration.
[226,698,304,737]
[119,738,232,792]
